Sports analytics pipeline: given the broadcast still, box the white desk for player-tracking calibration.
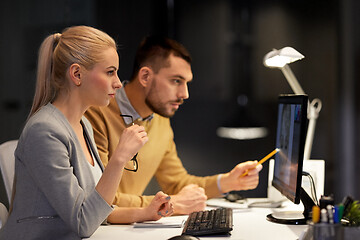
[87,199,308,240]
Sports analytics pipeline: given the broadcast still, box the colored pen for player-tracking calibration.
[334,205,340,223]
[312,205,320,223]
[321,208,328,223]
[338,204,344,220]
[327,205,334,224]
[240,148,280,177]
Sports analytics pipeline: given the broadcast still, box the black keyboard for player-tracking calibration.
[182,208,233,236]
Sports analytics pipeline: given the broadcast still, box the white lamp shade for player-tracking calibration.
[263,47,304,68]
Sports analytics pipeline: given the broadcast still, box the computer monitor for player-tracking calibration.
[266,94,316,225]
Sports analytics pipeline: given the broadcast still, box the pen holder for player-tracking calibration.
[303,223,343,240]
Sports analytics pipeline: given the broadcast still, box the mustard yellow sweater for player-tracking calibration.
[85,98,221,207]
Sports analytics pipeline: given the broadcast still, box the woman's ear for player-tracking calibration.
[69,63,82,86]
[138,66,153,87]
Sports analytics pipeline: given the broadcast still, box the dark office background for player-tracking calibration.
[0,0,359,203]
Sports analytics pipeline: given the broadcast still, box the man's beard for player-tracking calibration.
[145,78,184,118]
[145,97,183,118]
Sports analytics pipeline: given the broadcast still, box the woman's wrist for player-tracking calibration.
[137,206,153,222]
[110,150,129,167]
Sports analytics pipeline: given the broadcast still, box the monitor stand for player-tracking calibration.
[266,187,315,225]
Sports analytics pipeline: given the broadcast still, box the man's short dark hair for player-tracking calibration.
[130,36,192,81]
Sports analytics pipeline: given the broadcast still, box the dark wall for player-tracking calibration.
[0,0,359,201]
[0,0,97,142]
[336,0,360,201]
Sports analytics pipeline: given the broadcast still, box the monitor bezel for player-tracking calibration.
[272,94,308,204]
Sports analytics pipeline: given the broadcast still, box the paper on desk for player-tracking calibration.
[206,198,249,209]
[133,217,185,228]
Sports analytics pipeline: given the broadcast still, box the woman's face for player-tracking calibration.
[81,47,121,107]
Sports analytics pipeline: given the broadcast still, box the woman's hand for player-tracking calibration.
[112,124,148,165]
[144,191,173,221]
[99,124,147,205]
[107,192,173,224]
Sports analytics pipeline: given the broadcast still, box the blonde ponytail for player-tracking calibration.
[28,33,60,118]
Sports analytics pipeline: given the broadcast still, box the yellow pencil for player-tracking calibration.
[240,148,280,177]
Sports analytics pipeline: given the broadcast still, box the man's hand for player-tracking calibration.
[220,161,262,193]
[170,184,207,215]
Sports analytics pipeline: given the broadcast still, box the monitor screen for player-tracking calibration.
[272,94,308,204]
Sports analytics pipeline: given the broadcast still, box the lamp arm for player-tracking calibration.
[280,64,322,160]
[303,98,322,160]
[280,65,305,95]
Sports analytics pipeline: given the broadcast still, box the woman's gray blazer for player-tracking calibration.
[0,103,113,240]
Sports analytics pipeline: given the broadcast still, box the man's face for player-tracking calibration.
[145,54,193,118]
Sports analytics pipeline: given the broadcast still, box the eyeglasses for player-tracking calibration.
[120,114,138,172]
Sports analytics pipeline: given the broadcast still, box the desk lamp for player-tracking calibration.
[263,47,322,160]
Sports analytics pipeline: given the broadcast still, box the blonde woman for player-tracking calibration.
[0,26,172,240]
